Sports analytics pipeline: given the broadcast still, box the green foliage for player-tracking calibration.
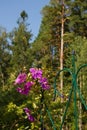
[0,1,87,129]
[0,31,11,90]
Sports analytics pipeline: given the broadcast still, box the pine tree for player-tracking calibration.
[9,11,33,74]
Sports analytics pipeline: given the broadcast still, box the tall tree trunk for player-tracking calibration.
[60,0,64,95]
[60,0,64,129]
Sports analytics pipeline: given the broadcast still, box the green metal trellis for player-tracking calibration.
[40,51,87,130]
[54,51,87,130]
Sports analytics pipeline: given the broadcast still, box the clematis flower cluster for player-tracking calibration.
[14,68,50,122]
[14,68,50,95]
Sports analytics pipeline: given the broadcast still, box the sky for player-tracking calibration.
[0,0,50,40]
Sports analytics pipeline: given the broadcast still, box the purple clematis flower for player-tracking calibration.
[23,107,35,122]
[16,81,33,95]
[14,73,27,85]
[29,68,42,80]
[39,77,50,90]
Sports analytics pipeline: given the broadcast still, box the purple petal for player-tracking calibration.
[15,73,27,84]
[23,107,35,122]
[28,115,35,122]
[23,107,31,113]
[16,81,33,95]
[41,83,50,90]
[39,77,50,90]
[30,68,42,80]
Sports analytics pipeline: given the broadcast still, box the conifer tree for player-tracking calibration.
[9,11,33,73]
